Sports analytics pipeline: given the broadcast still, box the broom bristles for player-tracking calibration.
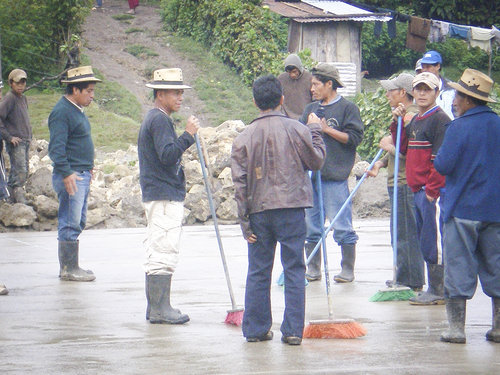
[369,288,416,302]
[225,309,244,326]
[303,320,367,339]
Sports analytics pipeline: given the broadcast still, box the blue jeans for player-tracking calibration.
[388,185,425,288]
[444,217,500,299]
[5,140,30,189]
[242,208,306,339]
[52,171,91,242]
[305,176,358,245]
[96,0,102,6]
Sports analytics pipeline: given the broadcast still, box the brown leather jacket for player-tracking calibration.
[231,111,326,239]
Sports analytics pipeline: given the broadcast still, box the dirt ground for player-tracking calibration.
[83,0,209,124]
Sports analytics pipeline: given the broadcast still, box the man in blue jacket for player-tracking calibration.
[435,69,500,344]
[138,68,199,325]
[49,66,101,282]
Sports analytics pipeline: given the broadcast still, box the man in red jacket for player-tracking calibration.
[393,72,450,305]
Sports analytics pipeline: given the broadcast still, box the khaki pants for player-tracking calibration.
[143,200,184,275]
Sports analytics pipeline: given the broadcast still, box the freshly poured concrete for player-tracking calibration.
[0,220,498,374]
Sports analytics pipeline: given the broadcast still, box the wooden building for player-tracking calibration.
[263,0,391,95]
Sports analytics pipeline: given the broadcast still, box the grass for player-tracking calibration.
[112,14,135,21]
[124,44,159,58]
[161,33,258,126]
[125,27,144,34]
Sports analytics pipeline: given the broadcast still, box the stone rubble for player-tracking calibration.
[0,120,389,231]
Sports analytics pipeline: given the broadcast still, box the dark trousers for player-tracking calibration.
[413,189,444,265]
[444,217,500,299]
[388,185,425,288]
[242,208,306,339]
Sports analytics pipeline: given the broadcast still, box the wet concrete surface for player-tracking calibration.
[1,220,498,374]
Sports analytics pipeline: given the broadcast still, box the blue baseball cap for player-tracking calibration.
[421,50,442,65]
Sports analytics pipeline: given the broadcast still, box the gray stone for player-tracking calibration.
[0,203,37,227]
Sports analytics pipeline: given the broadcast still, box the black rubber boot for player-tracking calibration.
[58,240,95,282]
[440,298,466,344]
[145,274,181,320]
[305,242,321,281]
[334,244,356,283]
[147,274,189,324]
[409,263,444,305]
[486,298,500,343]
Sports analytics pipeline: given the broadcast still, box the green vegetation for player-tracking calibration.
[112,14,135,21]
[124,44,159,58]
[125,27,144,34]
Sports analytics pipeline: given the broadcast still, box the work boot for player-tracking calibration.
[58,240,95,282]
[12,187,26,204]
[334,244,355,283]
[440,298,466,344]
[409,263,444,305]
[145,274,180,320]
[305,242,321,281]
[0,284,8,295]
[146,274,190,324]
[486,298,500,343]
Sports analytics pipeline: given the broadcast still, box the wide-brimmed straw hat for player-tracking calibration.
[145,68,192,90]
[448,68,496,103]
[61,66,101,84]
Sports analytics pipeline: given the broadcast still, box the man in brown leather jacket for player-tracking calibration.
[231,74,325,345]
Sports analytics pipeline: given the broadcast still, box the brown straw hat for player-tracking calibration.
[60,66,102,84]
[448,68,496,103]
[145,68,192,90]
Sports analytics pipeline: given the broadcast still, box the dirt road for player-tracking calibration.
[82,0,209,124]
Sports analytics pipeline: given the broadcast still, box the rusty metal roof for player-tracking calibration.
[263,0,391,22]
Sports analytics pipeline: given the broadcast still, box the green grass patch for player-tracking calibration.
[162,33,257,126]
[112,14,135,21]
[125,27,144,34]
[26,89,140,152]
[124,44,159,58]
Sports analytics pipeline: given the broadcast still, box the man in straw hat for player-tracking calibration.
[138,68,199,324]
[393,72,451,305]
[434,69,500,344]
[0,68,31,204]
[299,63,364,284]
[48,66,101,282]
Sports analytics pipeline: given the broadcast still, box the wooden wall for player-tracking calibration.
[287,20,362,93]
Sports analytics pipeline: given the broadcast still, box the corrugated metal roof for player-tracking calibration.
[262,0,391,22]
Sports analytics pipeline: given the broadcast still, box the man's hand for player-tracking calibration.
[392,103,406,121]
[10,137,22,147]
[185,115,200,136]
[63,173,83,196]
[307,112,320,125]
[366,161,382,178]
[426,194,435,202]
[246,233,257,244]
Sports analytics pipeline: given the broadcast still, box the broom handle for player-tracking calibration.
[305,148,384,265]
[316,171,334,319]
[392,116,403,285]
[195,134,237,310]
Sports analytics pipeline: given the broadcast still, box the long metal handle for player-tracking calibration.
[305,148,384,265]
[392,116,403,284]
[195,134,237,309]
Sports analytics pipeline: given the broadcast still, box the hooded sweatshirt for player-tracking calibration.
[278,54,312,120]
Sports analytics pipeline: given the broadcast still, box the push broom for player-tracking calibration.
[303,170,367,339]
[369,116,415,302]
[195,134,244,326]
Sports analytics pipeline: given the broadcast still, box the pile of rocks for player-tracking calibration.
[0,120,389,232]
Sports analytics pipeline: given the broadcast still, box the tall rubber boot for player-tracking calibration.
[440,298,466,344]
[58,240,95,282]
[145,274,181,320]
[146,274,190,324]
[305,242,321,281]
[409,263,444,305]
[334,244,355,283]
[486,298,500,343]
[13,187,26,204]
